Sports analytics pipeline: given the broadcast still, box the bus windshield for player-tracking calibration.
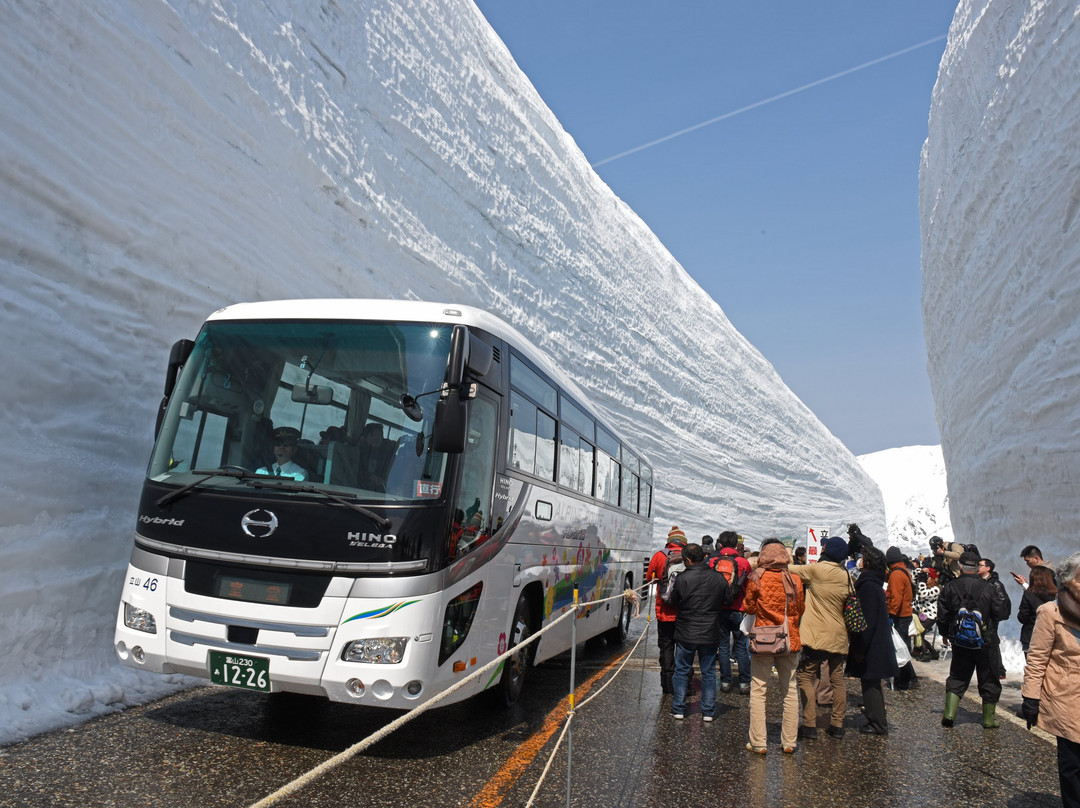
[148,319,452,503]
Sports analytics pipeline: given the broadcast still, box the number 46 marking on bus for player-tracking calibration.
[128,576,159,592]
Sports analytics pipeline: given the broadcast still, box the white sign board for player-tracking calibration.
[806,526,830,564]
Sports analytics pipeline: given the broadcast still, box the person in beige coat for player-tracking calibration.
[789,536,853,739]
[1022,551,1080,808]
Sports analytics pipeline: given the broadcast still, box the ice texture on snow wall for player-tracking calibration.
[921,0,1080,566]
[0,0,882,742]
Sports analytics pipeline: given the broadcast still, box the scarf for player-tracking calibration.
[1058,585,1080,630]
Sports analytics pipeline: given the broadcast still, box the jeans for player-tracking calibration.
[717,610,751,687]
[673,641,718,717]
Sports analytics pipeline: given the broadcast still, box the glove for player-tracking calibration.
[1021,697,1040,729]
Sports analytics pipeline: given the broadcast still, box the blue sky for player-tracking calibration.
[473,1,958,456]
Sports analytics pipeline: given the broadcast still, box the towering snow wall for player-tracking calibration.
[0,0,882,741]
[921,1,1080,568]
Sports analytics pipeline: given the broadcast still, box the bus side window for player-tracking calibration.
[449,398,497,559]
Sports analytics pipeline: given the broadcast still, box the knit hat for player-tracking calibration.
[885,546,904,566]
[820,536,848,562]
[959,551,980,571]
[667,526,688,545]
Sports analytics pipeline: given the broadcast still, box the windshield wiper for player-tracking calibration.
[248,480,393,532]
[156,467,259,509]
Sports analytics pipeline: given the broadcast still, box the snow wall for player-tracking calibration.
[0,0,883,742]
[921,0,1080,570]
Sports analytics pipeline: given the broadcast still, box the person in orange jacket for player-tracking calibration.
[886,546,918,689]
[743,540,805,753]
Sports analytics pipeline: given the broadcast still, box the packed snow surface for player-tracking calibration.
[920,0,1080,571]
[857,445,953,556]
[0,1,884,742]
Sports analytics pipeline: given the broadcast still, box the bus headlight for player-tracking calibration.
[123,602,158,634]
[341,637,408,664]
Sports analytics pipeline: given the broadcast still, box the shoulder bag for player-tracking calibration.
[749,570,795,654]
[844,576,868,634]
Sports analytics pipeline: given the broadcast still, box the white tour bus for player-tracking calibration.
[115,300,653,708]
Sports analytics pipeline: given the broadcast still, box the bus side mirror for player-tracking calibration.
[431,326,476,453]
[164,339,195,398]
[432,386,469,453]
[158,338,195,437]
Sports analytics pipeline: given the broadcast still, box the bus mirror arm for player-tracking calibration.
[403,326,482,450]
[164,339,195,398]
[400,388,440,422]
[157,338,195,437]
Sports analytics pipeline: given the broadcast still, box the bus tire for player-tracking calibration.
[495,593,536,707]
[604,574,633,644]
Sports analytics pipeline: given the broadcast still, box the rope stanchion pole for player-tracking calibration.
[566,584,578,808]
[639,582,655,703]
[496,588,654,806]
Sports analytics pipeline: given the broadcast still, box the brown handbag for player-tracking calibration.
[748,569,796,655]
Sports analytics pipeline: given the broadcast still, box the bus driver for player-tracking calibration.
[257,426,309,481]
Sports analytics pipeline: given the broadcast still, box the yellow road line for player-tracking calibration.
[468,659,618,808]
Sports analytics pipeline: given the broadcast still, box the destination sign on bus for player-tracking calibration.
[216,575,293,605]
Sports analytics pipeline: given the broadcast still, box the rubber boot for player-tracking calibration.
[942,692,960,727]
[982,702,999,729]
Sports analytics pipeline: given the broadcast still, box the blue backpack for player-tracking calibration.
[952,606,985,649]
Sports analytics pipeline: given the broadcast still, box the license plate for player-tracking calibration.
[209,650,270,692]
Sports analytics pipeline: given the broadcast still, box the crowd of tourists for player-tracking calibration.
[645,526,1080,807]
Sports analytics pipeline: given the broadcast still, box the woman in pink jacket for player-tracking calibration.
[1022,551,1080,808]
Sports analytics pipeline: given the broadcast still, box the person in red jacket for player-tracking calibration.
[711,530,752,694]
[647,526,687,695]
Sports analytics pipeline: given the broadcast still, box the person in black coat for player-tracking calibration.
[978,557,1013,678]
[667,543,731,721]
[938,551,1012,728]
[1017,564,1058,653]
[846,546,899,735]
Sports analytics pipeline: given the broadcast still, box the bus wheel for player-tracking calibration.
[605,575,633,644]
[497,594,535,707]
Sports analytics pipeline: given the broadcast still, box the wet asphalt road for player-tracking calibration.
[0,622,1065,808]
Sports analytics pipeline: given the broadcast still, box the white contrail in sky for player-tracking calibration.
[591,35,948,168]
